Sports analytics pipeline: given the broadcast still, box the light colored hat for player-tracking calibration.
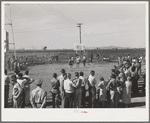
[36,78,43,85]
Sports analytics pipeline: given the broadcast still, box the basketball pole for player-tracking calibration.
[77,23,83,56]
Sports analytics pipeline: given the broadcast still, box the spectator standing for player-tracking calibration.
[4,69,10,108]
[23,70,34,106]
[12,75,24,108]
[98,77,107,108]
[88,70,97,108]
[116,76,124,102]
[114,65,120,76]
[73,72,82,108]
[51,73,60,108]
[122,76,132,108]
[17,73,27,108]
[79,72,86,108]
[107,74,119,108]
[118,68,126,83]
[64,73,76,108]
[58,69,66,108]
[30,79,47,108]
[130,66,139,97]
[84,77,90,106]
[135,58,141,76]
[105,79,110,107]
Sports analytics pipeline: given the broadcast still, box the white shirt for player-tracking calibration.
[58,75,65,92]
[88,75,96,86]
[79,76,85,86]
[17,79,27,89]
[83,56,86,60]
[76,57,80,63]
[23,74,29,78]
[58,75,64,82]
[64,79,75,93]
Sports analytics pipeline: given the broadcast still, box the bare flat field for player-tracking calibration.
[7,48,145,62]
[7,62,146,108]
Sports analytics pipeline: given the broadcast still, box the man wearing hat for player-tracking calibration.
[58,69,66,108]
[30,79,47,108]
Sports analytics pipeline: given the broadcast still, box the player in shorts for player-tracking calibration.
[82,55,86,67]
[49,57,53,69]
[68,57,74,69]
[76,55,80,68]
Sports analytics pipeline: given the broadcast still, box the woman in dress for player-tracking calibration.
[122,76,132,108]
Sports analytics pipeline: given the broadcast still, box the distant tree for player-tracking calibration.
[43,46,47,51]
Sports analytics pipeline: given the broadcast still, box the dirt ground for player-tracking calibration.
[7,61,146,108]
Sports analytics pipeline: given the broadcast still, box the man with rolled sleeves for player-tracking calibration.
[30,79,47,108]
[88,70,97,108]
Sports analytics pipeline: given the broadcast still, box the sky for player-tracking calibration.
[3,2,147,50]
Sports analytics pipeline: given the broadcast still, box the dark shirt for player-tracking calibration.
[51,78,60,94]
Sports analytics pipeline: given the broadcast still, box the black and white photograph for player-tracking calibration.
[1,1,149,122]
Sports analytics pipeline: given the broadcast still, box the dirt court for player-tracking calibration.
[7,62,146,108]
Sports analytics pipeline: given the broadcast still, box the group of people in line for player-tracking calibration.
[4,53,145,108]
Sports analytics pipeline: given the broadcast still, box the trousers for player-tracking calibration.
[4,85,9,108]
[74,88,82,108]
[89,86,96,108]
[60,92,65,108]
[81,86,85,107]
[52,93,60,108]
[110,90,119,108]
[65,93,73,108]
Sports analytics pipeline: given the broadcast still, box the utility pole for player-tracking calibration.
[5,4,17,59]
[77,23,83,44]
